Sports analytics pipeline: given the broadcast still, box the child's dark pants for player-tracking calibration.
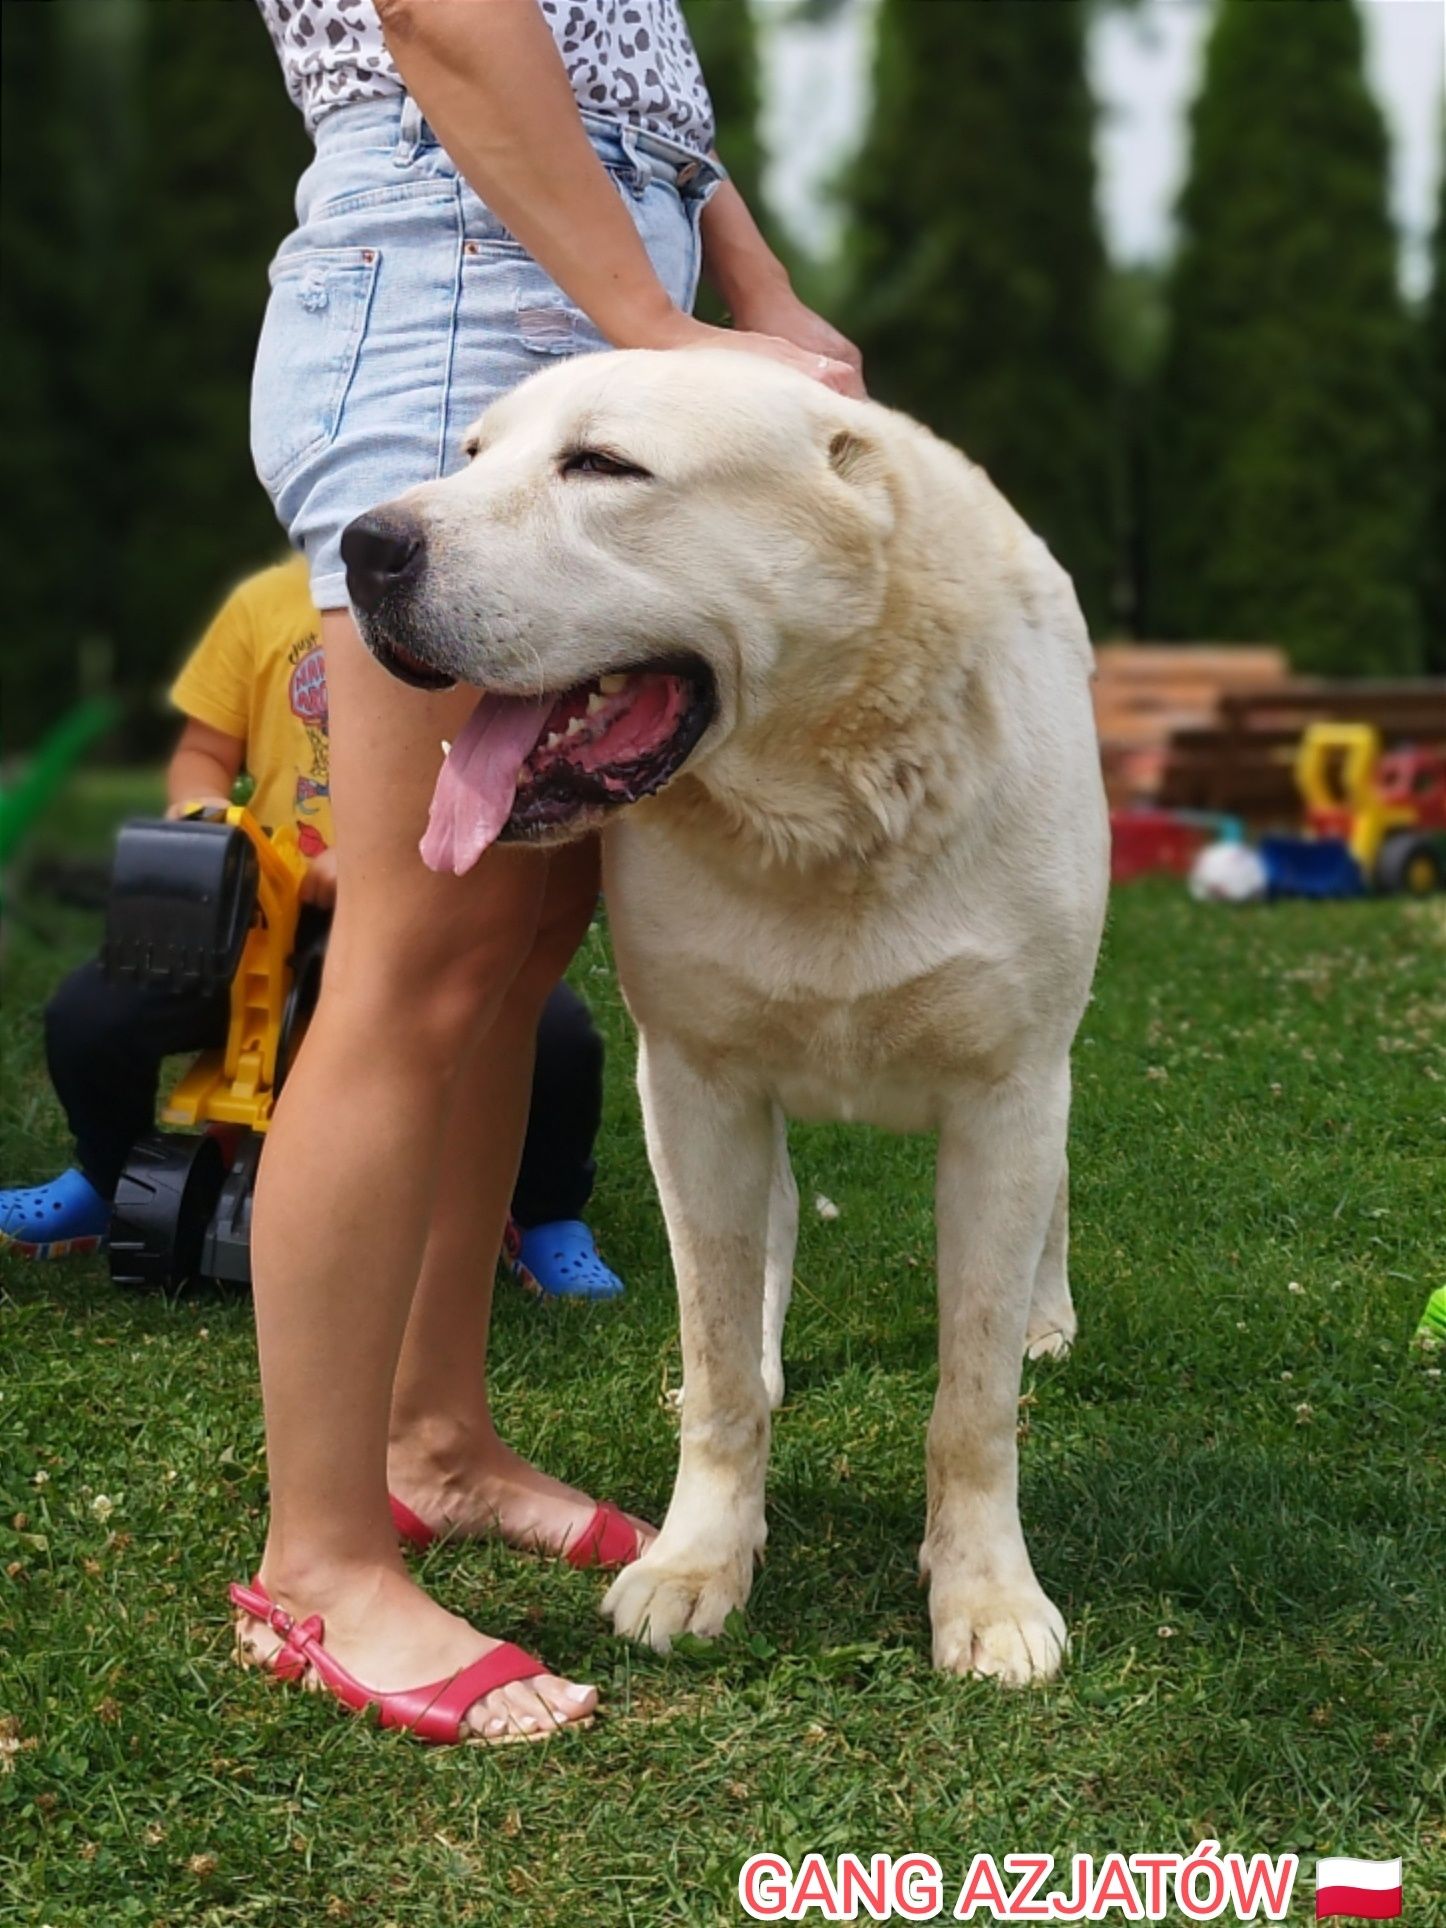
[44,960,603,1228]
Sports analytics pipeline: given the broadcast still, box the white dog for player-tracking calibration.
[342,349,1109,1685]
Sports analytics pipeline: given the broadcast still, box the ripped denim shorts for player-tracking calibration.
[251,96,721,611]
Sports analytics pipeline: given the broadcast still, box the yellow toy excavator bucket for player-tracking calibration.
[162,805,310,1133]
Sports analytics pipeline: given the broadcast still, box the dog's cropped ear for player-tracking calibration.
[826,426,896,535]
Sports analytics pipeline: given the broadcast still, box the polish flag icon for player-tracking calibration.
[1314,1856,1402,1920]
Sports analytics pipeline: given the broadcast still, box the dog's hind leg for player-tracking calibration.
[761,1105,796,1411]
[604,1035,773,1652]
[924,1071,1070,1685]
[1024,1160,1076,1361]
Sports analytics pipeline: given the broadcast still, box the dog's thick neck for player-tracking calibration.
[654,436,1030,881]
[689,637,1000,883]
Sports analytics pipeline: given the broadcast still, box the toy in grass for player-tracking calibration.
[1111,807,1244,886]
[1267,725,1446,899]
[1192,724,1446,904]
[103,803,324,1290]
[1189,840,1268,903]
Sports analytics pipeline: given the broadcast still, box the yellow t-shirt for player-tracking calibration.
[169,557,333,858]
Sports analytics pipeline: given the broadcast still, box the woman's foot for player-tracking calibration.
[0,1168,109,1259]
[388,1428,655,1564]
[235,1558,596,1742]
[507,1217,625,1300]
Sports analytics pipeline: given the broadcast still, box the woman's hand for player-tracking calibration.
[650,310,865,398]
[679,179,866,398]
[725,283,864,389]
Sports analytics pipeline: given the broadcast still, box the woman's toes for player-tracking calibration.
[535,1673,597,1725]
[502,1681,552,1735]
[467,1689,514,1740]
[467,1674,593,1740]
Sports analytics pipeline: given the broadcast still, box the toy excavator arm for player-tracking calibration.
[1294,724,1417,876]
[163,806,309,1130]
[1294,724,1382,813]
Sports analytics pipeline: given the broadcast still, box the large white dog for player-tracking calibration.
[342,349,1109,1685]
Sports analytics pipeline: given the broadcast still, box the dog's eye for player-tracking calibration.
[559,448,651,480]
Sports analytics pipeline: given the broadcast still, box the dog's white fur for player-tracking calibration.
[386,350,1108,1684]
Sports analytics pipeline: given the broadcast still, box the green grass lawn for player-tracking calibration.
[3,776,1443,1925]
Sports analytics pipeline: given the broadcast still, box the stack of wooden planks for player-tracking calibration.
[1092,644,1289,810]
[1093,645,1446,827]
[1158,682,1446,823]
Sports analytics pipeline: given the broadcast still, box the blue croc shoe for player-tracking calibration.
[508,1219,625,1301]
[0,1168,110,1260]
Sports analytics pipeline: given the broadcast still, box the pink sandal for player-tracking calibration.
[229,1577,580,1746]
[389,1492,643,1569]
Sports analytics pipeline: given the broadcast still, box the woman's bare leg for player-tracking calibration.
[387,836,653,1557]
[245,610,593,1740]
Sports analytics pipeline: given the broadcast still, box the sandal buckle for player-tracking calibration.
[268,1605,295,1637]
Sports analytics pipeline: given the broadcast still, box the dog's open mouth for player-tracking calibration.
[421,663,713,876]
[371,634,456,692]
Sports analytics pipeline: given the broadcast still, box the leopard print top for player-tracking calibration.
[255,0,714,152]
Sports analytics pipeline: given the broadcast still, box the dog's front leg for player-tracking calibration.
[924,1070,1071,1685]
[760,1104,797,1410]
[603,1035,773,1651]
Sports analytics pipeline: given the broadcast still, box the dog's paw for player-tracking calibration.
[602,1542,755,1652]
[929,1579,1068,1686]
[1023,1321,1074,1362]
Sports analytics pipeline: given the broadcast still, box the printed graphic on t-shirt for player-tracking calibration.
[288,634,331,856]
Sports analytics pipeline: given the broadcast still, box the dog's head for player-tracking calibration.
[342,349,897,874]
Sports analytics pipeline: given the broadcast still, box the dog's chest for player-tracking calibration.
[608,839,1041,1126]
[698,964,1014,1123]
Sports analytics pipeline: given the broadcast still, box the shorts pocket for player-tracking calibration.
[251,246,381,496]
[514,285,608,358]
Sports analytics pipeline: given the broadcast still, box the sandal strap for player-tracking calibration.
[565,1500,639,1570]
[230,1578,326,1680]
[230,1577,325,1649]
[389,1643,548,1743]
[389,1494,437,1550]
[229,1577,549,1744]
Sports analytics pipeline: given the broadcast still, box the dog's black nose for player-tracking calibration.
[341,511,425,613]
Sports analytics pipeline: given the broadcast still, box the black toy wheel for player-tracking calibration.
[1375,832,1445,898]
[109,1132,225,1290]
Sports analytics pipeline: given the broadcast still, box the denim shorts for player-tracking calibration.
[251,97,721,611]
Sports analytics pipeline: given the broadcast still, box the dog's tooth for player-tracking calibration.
[543,730,563,750]
[440,740,451,758]
[586,691,607,715]
[598,673,626,695]
[565,715,587,737]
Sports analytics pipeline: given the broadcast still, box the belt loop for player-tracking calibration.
[394,94,424,166]
[617,123,649,198]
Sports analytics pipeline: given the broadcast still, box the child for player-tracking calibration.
[0,557,623,1299]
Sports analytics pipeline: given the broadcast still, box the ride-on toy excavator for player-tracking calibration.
[1260,723,1446,900]
[102,805,325,1288]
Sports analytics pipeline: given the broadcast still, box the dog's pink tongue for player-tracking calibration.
[420,692,554,876]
